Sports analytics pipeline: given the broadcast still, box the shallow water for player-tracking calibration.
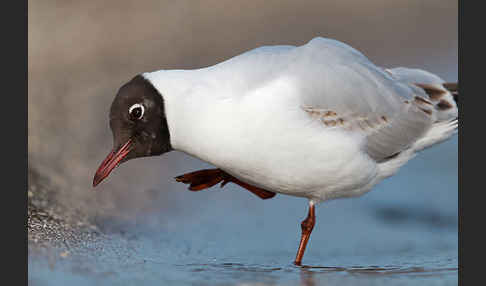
[28,138,457,285]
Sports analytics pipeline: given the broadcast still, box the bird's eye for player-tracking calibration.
[129,103,144,120]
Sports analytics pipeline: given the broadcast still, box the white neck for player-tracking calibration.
[142,69,238,165]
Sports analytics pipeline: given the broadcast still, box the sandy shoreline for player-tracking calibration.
[28,168,101,253]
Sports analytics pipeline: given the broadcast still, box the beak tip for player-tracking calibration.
[92,176,101,188]
[92,139,132,190]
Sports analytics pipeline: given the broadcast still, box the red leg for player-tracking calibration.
[294,202,316,266]
[175,168,276,200]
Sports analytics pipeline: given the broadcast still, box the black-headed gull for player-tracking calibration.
[93,37,458,265]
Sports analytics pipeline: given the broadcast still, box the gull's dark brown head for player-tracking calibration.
[93,75,171,187]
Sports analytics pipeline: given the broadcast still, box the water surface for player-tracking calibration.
[29,138,458,285]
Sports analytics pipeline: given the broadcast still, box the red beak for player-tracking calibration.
[93,139,132,187]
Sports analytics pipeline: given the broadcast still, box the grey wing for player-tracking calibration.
[291,38,436,161]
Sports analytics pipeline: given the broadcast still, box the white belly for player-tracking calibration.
[220,129,379,203]
[176,102,379,202]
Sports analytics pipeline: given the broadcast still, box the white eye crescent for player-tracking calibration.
[129,103,145,120]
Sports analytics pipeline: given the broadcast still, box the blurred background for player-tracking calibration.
[28,0,457,285]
